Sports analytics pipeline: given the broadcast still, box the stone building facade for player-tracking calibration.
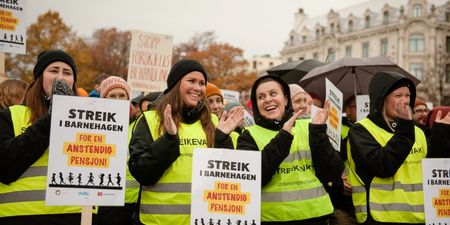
[280,0,450,105]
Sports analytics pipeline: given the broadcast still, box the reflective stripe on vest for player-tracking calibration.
[0,105,83,217]
[347,118,426,223]
[247,119,333,222]
[139,110,209,225]
[125,121,139,203]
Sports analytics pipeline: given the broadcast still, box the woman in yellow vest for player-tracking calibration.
[237,75,345,225]
[347,71,450,225]
[128,59,243,225]
[0,50,90,225]
[97,75,139,225]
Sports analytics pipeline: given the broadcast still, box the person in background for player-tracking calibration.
[424,106,450,157]
[0,79,28,110]
[237,74,344,225]
[347,71,450,225]
[89,73,109,97]
[130,94,144,120]
[240,89,250,108]
[97,75,137,225]
[140,91,162,112]
[205,82,224,119]
[288,84,310,118]
[412,97,428,126]
[128,59,242,225]
[0,50,91,225]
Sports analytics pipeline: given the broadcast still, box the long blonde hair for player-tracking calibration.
[154,81,215,147]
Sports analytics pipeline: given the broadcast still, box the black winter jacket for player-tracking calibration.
[128,108,233,186]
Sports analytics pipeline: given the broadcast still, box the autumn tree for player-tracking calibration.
[173,31,256,91]
[89,28,131,80]
[6,11,82,83]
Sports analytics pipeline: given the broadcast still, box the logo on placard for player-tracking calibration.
[97,192,103,196]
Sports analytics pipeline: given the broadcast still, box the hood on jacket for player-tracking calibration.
[250,74,293,130]
[368,71,416,131]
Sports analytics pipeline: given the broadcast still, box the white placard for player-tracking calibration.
[243,109,255,127]
[0,0,26,54]
[191,148,261,225]
[221,89,240,104]
[127,30,173,93]
[356,95,370,122]
[325,78,343,151]
[46,95,129,206]
[422,158,450,225]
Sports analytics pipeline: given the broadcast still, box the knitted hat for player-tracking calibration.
[414,98,427,108]
[33,50,77,81]
[99,76,130,99]
[288,84,306,98]
[206,83,223,101]
[164,59,208,94]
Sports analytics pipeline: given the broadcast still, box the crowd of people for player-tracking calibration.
[0,49,449,225]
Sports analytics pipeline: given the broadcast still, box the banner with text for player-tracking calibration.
[325,78,343,151]
[0,0,25,54]
[422,158,450,224]
[356,95,370,122]
[46,95,129,206]
[127,30,173,93]
[191,148,261,225]
[221,89,240,104]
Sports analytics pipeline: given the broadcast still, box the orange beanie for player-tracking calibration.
[206,83,223,101]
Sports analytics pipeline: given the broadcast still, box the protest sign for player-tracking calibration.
[356,95,369,122]
[0,0,25,54]
[325,78,343,151]
[422,159,450,224]
[191,148,261,225]
[127,30,173,93]
[46,96,129,206]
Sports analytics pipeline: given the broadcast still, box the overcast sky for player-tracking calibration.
[26,0,374,59]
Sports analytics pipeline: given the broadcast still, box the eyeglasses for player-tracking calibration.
[414,109,428,114]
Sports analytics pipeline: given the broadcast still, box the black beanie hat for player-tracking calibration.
[164,59,207,94]
[32,50,77,81]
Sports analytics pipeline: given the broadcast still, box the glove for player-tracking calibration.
[48,79,75,114]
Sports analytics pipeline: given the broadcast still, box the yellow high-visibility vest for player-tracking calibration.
[246,119,333,222]
[0,105,84,217]
[139,110,217,225]
[125,120,139,203]
[347,118,427,223]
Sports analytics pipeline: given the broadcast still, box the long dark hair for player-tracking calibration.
[154,81,215,147]
[24,76,78,124]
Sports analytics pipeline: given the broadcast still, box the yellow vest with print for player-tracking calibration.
[0,105,84,217]
[347,118,427,223]
[139,110,218,225]
[247,119,333,222]
[341,123,350,139]
[125,120,139,203]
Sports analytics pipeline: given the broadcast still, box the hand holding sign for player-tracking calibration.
[311,100,330,125]
[49,80,75,114]
[164,104,177,135]
[217,106,244,134]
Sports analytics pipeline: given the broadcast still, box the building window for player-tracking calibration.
[302,35,306,43]
[348,20,353,32]
[365,16,370,28]
[413,4,422,17]
[362,42,369,57]
[380,38,388,56]
[299,57,305,60]
[446,64,450,83]
[409,33,425,52]
[327,48,335,63]
[447,36,450,53]
[313,52,319,60]
[446,9,450,22]
[345,45,352,57]
[410,63,423,80]
[253,61,257,69]
[316,29,320,40]
[269,62,274,67]
[330,23,335,34]
[383,11,389,24]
